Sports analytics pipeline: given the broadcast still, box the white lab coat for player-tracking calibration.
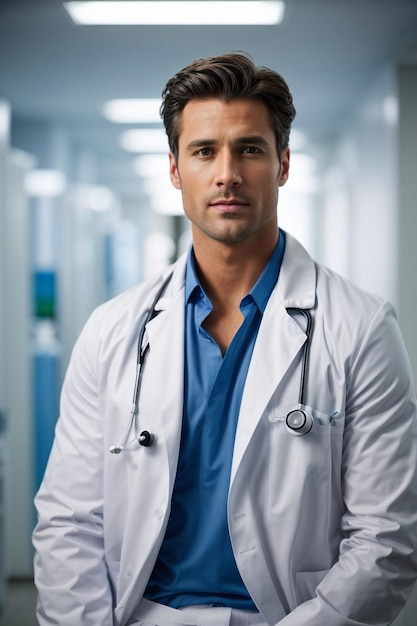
[33,232,417,626]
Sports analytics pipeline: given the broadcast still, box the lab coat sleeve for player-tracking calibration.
[277,300,417,626]
[33,309,114,626]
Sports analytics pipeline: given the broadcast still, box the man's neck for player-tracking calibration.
[192,230,278,310]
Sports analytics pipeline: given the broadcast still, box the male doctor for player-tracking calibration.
[33,53,417,626]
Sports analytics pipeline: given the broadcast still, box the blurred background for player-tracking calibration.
[1,0,417,624]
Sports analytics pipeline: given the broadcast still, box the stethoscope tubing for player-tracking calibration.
[109,278,313,453]
[109,273,173,454]
[287,308,312,407]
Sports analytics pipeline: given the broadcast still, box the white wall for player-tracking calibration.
[314,59,417,626]
[393,62,417,626]
[398,64,417,386]
[314,60,417,390]
[59,187,115,373]
[2,150,34,577]
[0,99,10,608]
[314,66,398,305]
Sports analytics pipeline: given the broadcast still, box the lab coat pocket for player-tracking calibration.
[295,569,328,604]
[267,406,345,509]
[269,405,345,432]
[270,404,344,427]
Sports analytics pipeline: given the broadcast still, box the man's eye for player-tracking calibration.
[196,147,212,157]
[241,146,262,154]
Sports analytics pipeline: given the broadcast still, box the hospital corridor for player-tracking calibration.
[1,1,417,624]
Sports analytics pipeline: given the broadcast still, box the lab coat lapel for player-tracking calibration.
[230,294,306,481]
[231,233,317,482]
[115,262,187,624]
[145,260,187,483]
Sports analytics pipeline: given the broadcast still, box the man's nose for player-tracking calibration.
[214,153,242,187]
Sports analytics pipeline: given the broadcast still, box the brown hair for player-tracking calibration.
[160,52,296,160]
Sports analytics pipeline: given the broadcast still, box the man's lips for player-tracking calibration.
[210,198,249,210]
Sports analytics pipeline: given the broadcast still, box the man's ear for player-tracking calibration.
[169,152,181,189]
[278,148,290,187]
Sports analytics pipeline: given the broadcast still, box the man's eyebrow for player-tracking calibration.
[235,135,270,146]
[185,135,271,150]
[185,138,218,150]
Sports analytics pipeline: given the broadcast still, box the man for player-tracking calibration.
[33,53,417,626]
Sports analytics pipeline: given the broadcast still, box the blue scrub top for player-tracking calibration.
[145,231,286,609]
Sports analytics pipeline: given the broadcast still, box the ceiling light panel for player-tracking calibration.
[25,170,67,197]
[133,154,169,177]
[119,128,168,152]
[64,1,285,26]
[103,98,162,123]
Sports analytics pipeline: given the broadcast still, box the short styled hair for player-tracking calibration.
[160,52,296,160]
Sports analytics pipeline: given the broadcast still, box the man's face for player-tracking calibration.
[169,97,290,248]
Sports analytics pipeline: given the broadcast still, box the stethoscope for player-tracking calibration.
[109,273,174,454]
[109,277,314,454]
[284,308,314,436]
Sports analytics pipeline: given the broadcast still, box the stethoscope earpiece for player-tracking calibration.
[285,408,313,436]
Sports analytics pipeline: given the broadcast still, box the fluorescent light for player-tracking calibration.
[119,128,168,153]
[150,191,184,215]
[133,154,169,177]
[142,177,172,195]
[64,1,285,25]
[0,100,11,147]
[75,185,116,211]
[383,96,398,126]
[25,170,67,197]
[103,98,162,123]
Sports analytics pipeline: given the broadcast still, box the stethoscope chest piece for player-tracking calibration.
[138,430,154,447]
[285,408,313,436]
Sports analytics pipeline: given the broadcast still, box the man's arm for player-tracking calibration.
[278,301,417,625]
[33,312,114,625]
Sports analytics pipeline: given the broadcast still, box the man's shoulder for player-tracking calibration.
[85,256,187,336]
[283,232,387,317]
[312,260,397,350]
[315,260,385,308]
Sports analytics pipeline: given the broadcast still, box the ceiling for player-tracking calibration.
[1,0,417,203]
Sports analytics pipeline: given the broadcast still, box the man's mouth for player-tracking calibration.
[210,198,249,211]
